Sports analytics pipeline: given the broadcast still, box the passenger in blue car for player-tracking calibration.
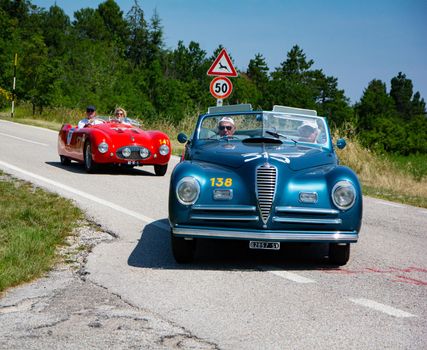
[298,124,319,143]
[217,117,236,137]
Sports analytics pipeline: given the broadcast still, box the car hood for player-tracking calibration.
[93,124,152,142]
[191,140,335,171]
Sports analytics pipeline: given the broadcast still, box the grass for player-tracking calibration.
[0,172,83,293]
[336,134,427,208]
[386,153,427,182]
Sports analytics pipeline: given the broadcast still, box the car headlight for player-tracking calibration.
[159,144,170,156]
[98,142,108,154]
[176,177,200,205]
[332,180,356,210]
[122,147,131,158]
[139,147,150,159]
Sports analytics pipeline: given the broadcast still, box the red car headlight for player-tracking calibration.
[159,144,170,156]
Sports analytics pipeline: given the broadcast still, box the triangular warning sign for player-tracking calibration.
[207,48,238,77]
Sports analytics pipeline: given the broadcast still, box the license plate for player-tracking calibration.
[249,241,280,250]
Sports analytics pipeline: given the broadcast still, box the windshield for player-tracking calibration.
[197,112,329,146]
[94,115,141,127]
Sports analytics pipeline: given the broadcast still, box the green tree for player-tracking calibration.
[168,40,208,82]
[355,79,395,131]
[247,53,269,88]
[72,8,107,41]
[246,53,269,108]
[126,0,149,67]
[270,45,316,108]
[97,0,129,48]
[146,9,164,64]
[390,72,414,120]
[40,5,70,57]
[411,91,426,116]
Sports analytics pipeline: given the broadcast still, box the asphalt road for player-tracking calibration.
[0,119,426,349]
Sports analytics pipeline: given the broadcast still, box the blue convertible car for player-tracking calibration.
[169,104,362,265]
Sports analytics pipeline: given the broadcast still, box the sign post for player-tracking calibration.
[11,53,17,118]
[207,48,238,105]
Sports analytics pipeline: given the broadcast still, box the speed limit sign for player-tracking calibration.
[209,76,233,99]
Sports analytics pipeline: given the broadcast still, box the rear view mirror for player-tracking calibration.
[177,133,188,144]
[336,138,346,149]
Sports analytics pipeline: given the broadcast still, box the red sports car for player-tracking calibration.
[58,117,171,175]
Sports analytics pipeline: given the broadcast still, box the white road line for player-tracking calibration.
[0,132,49,146]
[375,200,404,208]
[0,118,58,133]
[349,298,416,318]
[265,269,316,283]
[0,160,170,231]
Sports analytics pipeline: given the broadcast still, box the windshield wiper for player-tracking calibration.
[265,130,298,144]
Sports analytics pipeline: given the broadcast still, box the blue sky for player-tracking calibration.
[32,0,427,105]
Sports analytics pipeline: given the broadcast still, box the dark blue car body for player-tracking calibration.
[169,104,362,265]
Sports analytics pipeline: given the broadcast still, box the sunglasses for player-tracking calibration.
[219,125,233,131]
[116,112,124,116]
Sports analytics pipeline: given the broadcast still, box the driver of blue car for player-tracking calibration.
[218,117,236,137]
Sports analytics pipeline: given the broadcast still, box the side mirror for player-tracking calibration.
[177,133,188,144]
[336,138,346,150]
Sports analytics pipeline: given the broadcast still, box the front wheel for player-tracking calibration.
[154,164,168,176]
[328,243,350,266]
[171,232,196,263]
[84,141,97,173]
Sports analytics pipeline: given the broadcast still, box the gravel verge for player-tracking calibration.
[0,220,219,349]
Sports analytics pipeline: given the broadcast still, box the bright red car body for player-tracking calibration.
[58,118,171,175]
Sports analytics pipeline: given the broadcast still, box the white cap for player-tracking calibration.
[219,116,234,125]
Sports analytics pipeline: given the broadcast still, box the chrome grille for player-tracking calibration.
[256,163,277,224]
[116,146,150,160]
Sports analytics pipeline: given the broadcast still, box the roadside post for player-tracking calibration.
[207,48,238,106]
[11,53,17,118]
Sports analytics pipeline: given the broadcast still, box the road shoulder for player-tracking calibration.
[0,221,218,350]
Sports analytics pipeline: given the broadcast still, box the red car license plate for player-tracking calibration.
[249,241,280,250]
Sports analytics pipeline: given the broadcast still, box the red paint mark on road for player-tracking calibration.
[319,266,427,286]
[394,275,427,286]
[407,267,427,273]
[364,268,394,273]
[389,267,425,273]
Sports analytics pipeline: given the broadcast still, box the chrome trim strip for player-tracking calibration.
[190,215,259,221]
[275,206,340,215]
[192,205,257,212]
[172,227,358,242]
[272,217,342,224]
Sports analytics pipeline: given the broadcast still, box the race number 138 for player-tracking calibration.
[209,76,233,99]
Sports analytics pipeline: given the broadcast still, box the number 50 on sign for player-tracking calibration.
[209,76,233,99]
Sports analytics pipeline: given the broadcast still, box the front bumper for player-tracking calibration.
[172,226,358,243]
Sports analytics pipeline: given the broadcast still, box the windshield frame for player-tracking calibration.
[194,110,332,150]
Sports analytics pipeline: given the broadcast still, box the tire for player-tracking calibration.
[84,141,97,173]
[171,232,196,263]
[154,164,168,176]
[60,155,71,165]
[329,243,350,266]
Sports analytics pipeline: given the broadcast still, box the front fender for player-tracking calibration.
[169,161,253,225]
